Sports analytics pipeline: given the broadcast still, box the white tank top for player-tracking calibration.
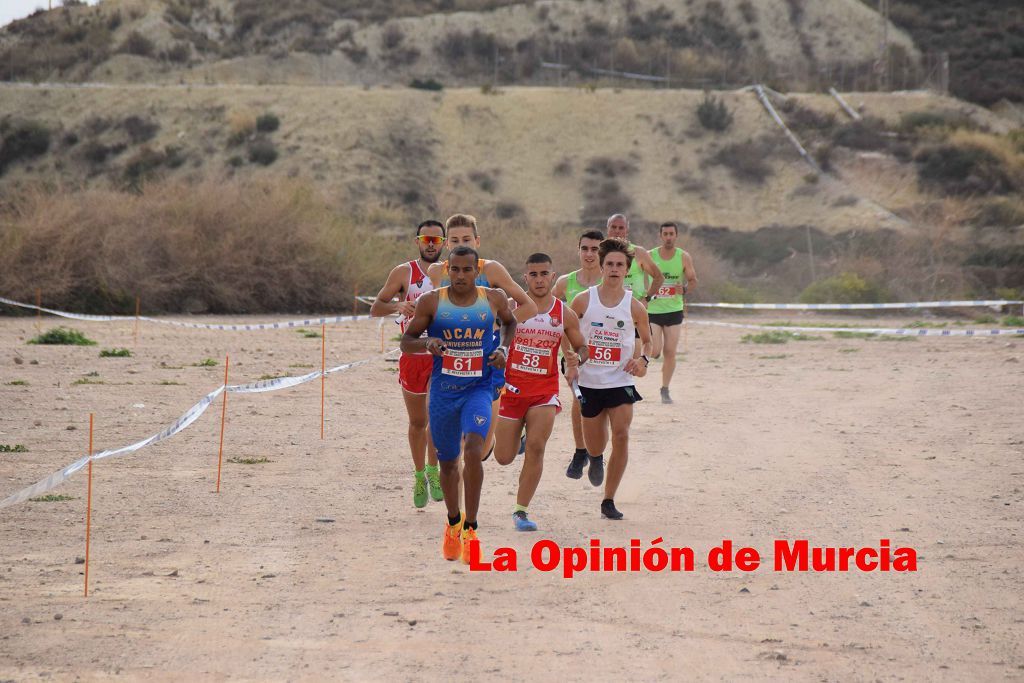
[578,286,636,389]
[399,260,434,355]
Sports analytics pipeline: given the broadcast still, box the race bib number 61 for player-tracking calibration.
[442,348,484,377]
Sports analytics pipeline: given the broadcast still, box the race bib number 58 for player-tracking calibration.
[442,348,484,377]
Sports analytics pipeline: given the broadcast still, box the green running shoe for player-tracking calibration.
[425,464,444,502]
[413,471,428,508]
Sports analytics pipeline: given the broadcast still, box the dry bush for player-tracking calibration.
[0,178,409,314]
[226,109,257,146]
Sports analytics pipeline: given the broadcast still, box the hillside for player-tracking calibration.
[1,0,917,91]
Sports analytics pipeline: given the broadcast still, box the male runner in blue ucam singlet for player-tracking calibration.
[402,246,517,564]
[427,213,537,459]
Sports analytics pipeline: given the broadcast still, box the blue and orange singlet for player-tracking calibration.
[427,286,497,393]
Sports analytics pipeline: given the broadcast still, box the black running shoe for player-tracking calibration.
[601,499,624,520]
[587,454,604,486]
[517,431,526,456]
[660,387,673,404]
[566,449,588,479]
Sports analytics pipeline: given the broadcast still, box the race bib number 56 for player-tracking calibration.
[442,348,484,377]
[588,344,622,366]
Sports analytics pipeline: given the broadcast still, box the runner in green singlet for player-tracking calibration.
[605,214,663,305]
[553,229,604,478]
[648,221,698,404]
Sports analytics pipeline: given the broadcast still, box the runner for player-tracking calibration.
[494,253,588,531]
[605,213,664,305]
[370,219,445,508]
[570,238,653,520]
[648,221,698,404]
[401,246,517,562]
[553,229,604,481]
[427,213,537,457]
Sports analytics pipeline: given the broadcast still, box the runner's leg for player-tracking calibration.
[517,405,556,508]
[604,403,634,500]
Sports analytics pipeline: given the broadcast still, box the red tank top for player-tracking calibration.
[505,299,564,395]
[399,260,434,354]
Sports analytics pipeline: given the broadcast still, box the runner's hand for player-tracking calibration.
[396,301,416,318]
[488,347,507,369]
[564,364,579,384]
[623,357,647,377]
[425,338,446,356]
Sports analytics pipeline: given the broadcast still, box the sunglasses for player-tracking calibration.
[417,235,444,246]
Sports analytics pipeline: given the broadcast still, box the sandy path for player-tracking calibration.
[0,314,1021,681]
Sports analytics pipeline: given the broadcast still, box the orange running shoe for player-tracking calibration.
[442,512,464,561]
[460,526,479,565]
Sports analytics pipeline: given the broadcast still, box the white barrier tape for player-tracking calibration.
[138,314,373,331]
[688,320,1024,337]
[0,295,375,329]
[0,354,387,511]
[686,300,1022,310]
[0,385,224,509]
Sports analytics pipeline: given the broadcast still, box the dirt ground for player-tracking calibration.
[0,312,1021,681]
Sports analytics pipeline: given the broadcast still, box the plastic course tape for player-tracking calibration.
[686,300,1022,310]
[0,295,373,330]
[688,320,1024,336]
[0,355,393,510]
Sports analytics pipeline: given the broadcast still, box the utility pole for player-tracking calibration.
[878,0,890,90]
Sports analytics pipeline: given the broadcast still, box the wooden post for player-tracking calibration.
[84,413,94,597]
[134,297,140,347]
[215,356,229,492]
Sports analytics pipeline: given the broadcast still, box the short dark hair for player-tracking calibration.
[579,229,604,245]
[598,237,634,268]
[449,245,480,263]
[659,222,678,233]
[417,219,444,236]
[526,252,552,265]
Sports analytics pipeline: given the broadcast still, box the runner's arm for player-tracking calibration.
[488,289,517,369]
[370,264,410,317]
[552,274,569,301]
[561,308,588,384]
[425,261,444,288]
[636,246,664,300]
[400,292,444,355]
[486,261,537,322]
[623,299,652,377]
[683,250,698,293]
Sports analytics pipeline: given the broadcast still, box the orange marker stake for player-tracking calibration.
[84,413,94,598]
[35,289,41,333]
[215,355,229,493]
[320,324,326,440]
[380,323,385,354]
[134,297,140,346]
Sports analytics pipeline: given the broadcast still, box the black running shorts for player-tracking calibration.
[649,310,684,327]
[578,385,643,418]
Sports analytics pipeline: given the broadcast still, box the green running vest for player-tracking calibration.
[624,242,646,300]
[648,247,685,314]
[564,270,601,304]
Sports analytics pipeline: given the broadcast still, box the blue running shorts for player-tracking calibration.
[429,386,495,461]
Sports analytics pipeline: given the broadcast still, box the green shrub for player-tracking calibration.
[0,444,28,453]
[715,281,759,303]
[248,139,278,166]
[122,115,159,144]
[29,494,75,502]
[901,110,974,133]
[0,120,51,174]
[1003,315,1024,327]
[409,78,443,91]
[28,327,97,345]
[799,272,890,304]
[832,118,887,151]
[915,144,1014,196]
[255,113,280,133]
[100,348,132,357]
[696,92,733,132]
[742,331,822,344]
[120,31,155,57]
[707,139,773,184]
[194,358,218,367]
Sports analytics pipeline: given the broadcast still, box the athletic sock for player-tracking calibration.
[602,498,613,506]
[574,447,588,457]
[425,463,439,472]
[589,453,603,460]
[415,469,426,478]
[447,512,461,527]
[513,504,528,515]
[465,520,478,531]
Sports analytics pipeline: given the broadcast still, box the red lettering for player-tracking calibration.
[493,547,517,572]
[736,547,760,572]
[532,539,559,572]
[564,547,587,578]
[468,540,490,571]
[774,539,809,571]
[856,547,878,571]
[708,540,733,571]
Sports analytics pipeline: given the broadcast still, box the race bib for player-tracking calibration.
[442,347,484,377]
[658,284,680,298]
[510,343,552,375]
[588,343,622,366]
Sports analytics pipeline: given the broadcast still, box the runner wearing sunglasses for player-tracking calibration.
[371,219,446,508]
